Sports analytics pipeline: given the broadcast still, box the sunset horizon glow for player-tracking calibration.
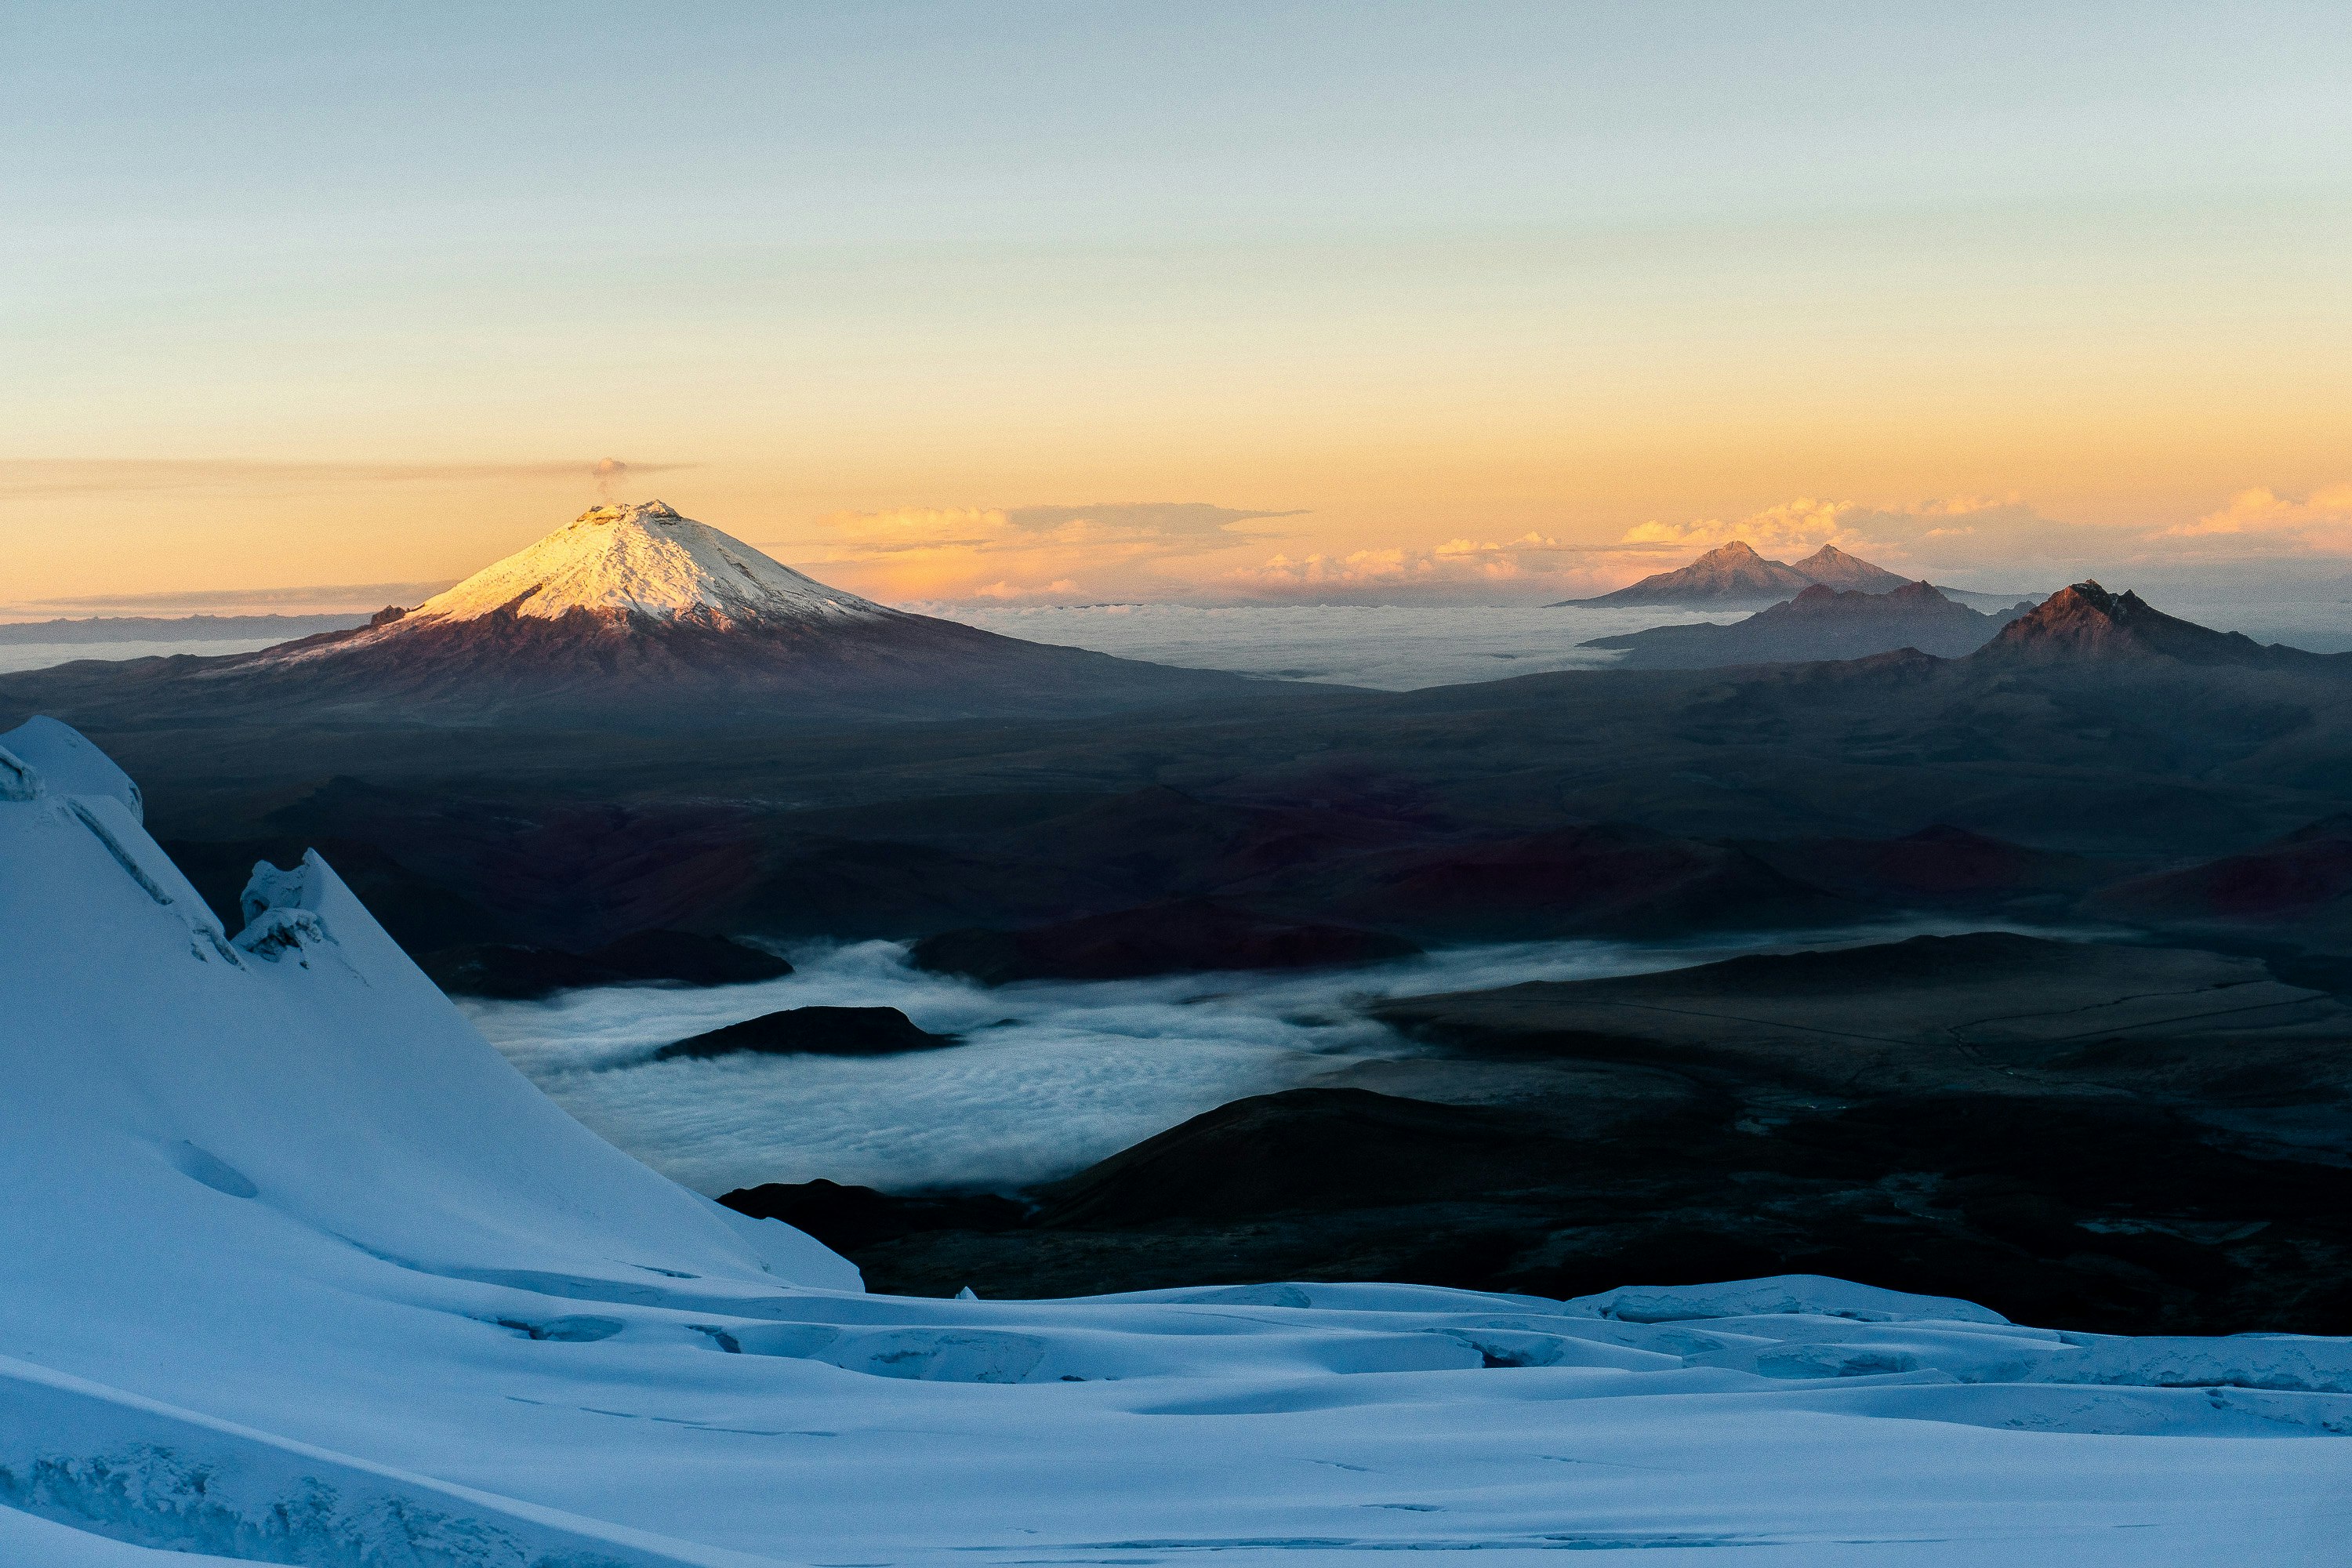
[8,2,2349,613]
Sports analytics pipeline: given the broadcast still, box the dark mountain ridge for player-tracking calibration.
[1584,580,2033,668]
[17,578,2352,970]
[1981,579,2336,668]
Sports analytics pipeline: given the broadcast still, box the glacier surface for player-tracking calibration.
[2,717,2348,1566]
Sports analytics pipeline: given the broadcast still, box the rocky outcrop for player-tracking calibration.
[1979,581,2332,668]
[655,1004,956,1059]
[718,1178,1026,1247]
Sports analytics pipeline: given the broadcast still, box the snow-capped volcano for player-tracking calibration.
[3,503,1265,729]
[396,500,886,630]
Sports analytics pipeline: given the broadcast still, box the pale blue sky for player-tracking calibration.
[5,2,2350,604]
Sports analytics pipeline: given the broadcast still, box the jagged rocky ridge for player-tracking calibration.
[1982,579,2334,666]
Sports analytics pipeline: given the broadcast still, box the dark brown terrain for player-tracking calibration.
[11,601,1270,731]
[11,576,2352,1330]
[735,932,2352,1334]
[61,582,2347,970]
[911,900,1421,984]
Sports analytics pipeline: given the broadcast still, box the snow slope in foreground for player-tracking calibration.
[1,717,2348,1566]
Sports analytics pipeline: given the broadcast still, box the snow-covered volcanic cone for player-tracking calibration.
[6,502,1263,728]
[383,499,893,628]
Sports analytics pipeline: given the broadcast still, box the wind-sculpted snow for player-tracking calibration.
[3,720,2350,1564]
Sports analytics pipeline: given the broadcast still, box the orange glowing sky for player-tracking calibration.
[6,3,2350,614]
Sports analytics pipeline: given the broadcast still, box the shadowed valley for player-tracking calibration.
[9,545,2352,1334]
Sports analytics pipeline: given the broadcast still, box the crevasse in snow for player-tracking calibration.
[2,717,2350,1566]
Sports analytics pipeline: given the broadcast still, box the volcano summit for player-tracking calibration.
[3,503,1269,729]
[362,499,892,630]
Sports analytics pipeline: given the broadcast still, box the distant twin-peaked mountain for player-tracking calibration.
[0,502,1269,730]
[1557,540,1967,608]
[1584,580,2034,669]
[1587,576,2333,673]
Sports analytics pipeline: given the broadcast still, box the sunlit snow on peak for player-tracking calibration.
[401,499,888,629]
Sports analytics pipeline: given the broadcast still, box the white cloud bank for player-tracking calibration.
[1216,481,2352,605]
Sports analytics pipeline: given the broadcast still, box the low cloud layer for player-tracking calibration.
[463,935,1872,1195]
[1212,482,2352,606]
[942,601,1730,689]
[27,459,2350,615]
[789,480,2352,608]
[775,501,1308,602]
[2165,485,2352,554]
[1218,533,1579,605]
[11,580,459,618]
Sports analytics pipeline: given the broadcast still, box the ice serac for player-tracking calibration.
[0,714,143,817]
[0,713,861,1297]
[8,720,2352,1564]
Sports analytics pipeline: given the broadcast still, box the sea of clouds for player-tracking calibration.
[466,924,2016,1196]
[0,637,303,674]
[939,593,2352,685]
[13,592,2345,684]
[0,606,1729,686]
[931,603,1736,689]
